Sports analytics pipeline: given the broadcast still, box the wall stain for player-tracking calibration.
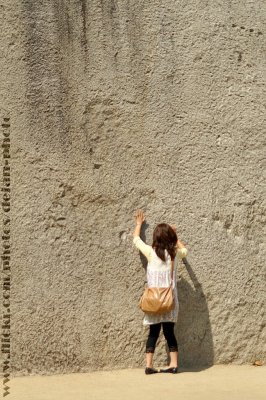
[80,0,89,63]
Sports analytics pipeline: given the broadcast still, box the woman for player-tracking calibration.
[133,209,188,374]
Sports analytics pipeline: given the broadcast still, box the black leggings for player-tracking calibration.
[146,322,178,353]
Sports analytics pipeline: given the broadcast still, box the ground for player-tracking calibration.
[7,365,266,400]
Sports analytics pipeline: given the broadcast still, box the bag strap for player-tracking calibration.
[170,258,174,285]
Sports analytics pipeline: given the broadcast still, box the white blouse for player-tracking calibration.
[133,235,188,326]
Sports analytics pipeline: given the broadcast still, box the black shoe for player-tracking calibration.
[145,367,158,375]
[160,367,178,374]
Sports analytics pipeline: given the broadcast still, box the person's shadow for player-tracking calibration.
[174,258,214,370]
[138,225,214,370]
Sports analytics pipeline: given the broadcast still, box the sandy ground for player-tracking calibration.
[6,365,266,400]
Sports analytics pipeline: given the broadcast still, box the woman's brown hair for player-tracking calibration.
[152,223,178,262]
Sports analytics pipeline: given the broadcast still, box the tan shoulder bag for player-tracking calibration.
[139,258,175,315]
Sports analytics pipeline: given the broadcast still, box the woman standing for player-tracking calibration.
[133,209,188,374]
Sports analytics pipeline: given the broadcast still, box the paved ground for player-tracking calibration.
[6,365,266,400]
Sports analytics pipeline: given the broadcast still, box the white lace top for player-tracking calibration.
[133,235,188,326]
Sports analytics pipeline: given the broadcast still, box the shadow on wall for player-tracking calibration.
[175,258,214,369]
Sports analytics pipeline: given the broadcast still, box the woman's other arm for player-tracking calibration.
[170,225,188,258]
[176,239,188,258]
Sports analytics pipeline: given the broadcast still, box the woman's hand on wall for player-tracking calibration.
[135,209,145,225]
[177,239,186,249]
[133,209,145,237]
[170,224,186,249]
[170,224,177,233]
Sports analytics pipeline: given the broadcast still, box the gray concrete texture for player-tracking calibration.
[0,0,265,376]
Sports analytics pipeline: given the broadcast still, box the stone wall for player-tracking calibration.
[1,0,265,376]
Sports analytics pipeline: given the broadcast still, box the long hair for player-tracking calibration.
[152,223,178,262]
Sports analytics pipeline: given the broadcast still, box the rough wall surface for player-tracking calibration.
[0,0,265,376]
